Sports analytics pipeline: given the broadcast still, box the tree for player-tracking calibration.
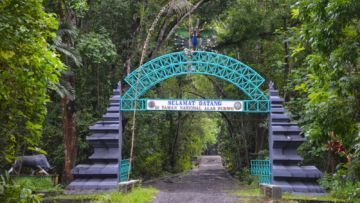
[77,31,117,108]
[290,0,360,173]
[55,22,82,184]
[210,0,289,170]
[0,0,63,166]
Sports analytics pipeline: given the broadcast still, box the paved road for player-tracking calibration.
[147,155,240,203]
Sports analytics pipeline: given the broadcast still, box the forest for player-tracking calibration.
[0,0,359,202]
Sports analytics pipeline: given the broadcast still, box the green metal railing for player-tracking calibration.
[119,159,130,182]
[250,160,271,184]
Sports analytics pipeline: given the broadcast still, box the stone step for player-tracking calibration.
[107,106,120,113]
[271,104,283,109]
[271,122,298,126]
[271,108,285,113]
[113,89,120,95]
[271,114,290,122]
[272,148,303,163]
[89,123,120,133]
[95,120,120,125]
[272,135,305,148]
[270,90,279,96]
[109,102,120,107]
[72,163,118,176]
[273,180,325,193]
[89,148,119,161]
[270,96,284,104]
[272,155,303,162]
[88,140,119,148]
[66,178,118,191]
[110,95,120,103]
[103,113,119,121]
[273,165,322,179]
[87,133,119,141]
[272,126,301,135]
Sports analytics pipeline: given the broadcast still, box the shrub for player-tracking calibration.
[320,172,360,202]
[0,172,42,203]
[136,152,163,179]
[12,176,62,192]
[235,168,254,185]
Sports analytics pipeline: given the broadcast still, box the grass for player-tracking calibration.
[230,187,264,203]
[94,187,158,203]
[283,193,346,202]
[231,185,347,202]
[49,187,159,203]
[12,176,62,192]
[232,187,260,197]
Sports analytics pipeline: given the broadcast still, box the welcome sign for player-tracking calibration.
[146,99,244,112]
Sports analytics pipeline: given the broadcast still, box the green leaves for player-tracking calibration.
[77,32,117,64]
[67,0,89,17]
[290,0,360,174]
[0,0,64,165]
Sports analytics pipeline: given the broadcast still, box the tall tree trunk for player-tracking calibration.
[138,4,168,68]
[97,65,100,108]
[170,112,182,171]
[58,2,78,185]
[62,73,76,184]
[125,8,141,75]
[327,150,338,173]
[255,115,266,153]
[166,113,174,170]
[254,117,259,154]
[150,14,172,58]
[259,124,266,152]
[283,17,290,101]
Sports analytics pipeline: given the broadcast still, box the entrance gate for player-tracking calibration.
[121,51,269,112]
[68,51,324,193]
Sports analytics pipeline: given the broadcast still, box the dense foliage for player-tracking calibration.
[0,0,63,164]
[290,0,360,172]
[0,172,43,203]
[0,0,359,201]
[289,1,360,199]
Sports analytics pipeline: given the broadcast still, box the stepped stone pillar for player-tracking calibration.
[67,84,123,192]
[268,84,325,193]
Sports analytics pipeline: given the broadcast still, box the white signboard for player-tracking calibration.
[146,99,244,112]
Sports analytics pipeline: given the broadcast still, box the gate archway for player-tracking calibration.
[121,51,269,112]
[68,51,325,194]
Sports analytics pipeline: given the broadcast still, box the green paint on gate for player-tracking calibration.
[250,160,271,184]
[119,159,130,182]
[120,51,270,113]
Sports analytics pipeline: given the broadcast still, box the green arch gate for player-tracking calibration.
[68,51,325,194]
[121,51,269,112]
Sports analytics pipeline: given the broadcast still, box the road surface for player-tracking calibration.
[147,155,240,203]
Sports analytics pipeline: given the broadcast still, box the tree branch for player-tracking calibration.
[164,0,207,42]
